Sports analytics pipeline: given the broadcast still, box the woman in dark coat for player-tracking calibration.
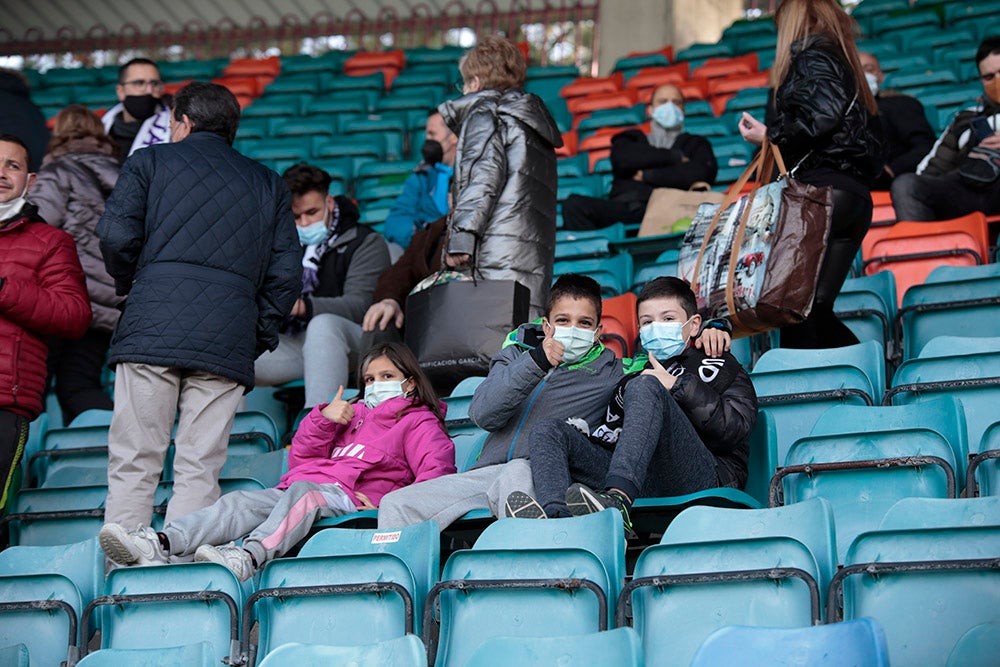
[739,0,886,349]
[31,105,121,423]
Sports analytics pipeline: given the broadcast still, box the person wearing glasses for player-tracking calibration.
[890,37,1000,221]
[102,57,172,160]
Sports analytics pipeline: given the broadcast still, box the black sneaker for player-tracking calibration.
[504,491,548,519]
[565,483,634,535]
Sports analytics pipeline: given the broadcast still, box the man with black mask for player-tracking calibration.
[382,110,457,251]
[102,58,172,160]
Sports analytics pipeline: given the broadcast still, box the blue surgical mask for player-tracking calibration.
[640,317,693,360]
[652,101,684,130]
[864,72,880,96]
[364,380,408,408]
[297,218,330,246]
[552,325,597,365]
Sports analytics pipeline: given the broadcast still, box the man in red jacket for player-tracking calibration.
[0,133,91,509]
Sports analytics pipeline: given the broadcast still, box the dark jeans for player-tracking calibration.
[891,171,1000,222]
[781,188,872,349]
[48,328,113,425]
[0,410,29,510]
[561,194,646,231]
[528,375,719,517]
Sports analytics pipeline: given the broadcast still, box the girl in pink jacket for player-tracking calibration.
[99,342,456,581]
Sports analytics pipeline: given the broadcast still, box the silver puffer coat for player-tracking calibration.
[440,89,562,318]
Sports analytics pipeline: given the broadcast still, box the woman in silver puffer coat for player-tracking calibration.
[440,35,563,319]
[30,104,122,423]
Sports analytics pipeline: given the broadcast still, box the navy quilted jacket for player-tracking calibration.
[97,132,302,388]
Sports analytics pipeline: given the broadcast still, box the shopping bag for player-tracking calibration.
[677,140,833,337]
[638,184,726,237]
[404,277,530,384]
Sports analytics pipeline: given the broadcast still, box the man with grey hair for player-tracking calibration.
[97,82,302,535]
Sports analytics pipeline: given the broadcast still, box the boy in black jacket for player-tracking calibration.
[507,277,757,533]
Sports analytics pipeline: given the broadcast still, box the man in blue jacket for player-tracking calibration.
[381,111,456,251]
[97,82,302,531]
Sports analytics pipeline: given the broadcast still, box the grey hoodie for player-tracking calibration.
[468,322,626,469]
[439,89,563,319]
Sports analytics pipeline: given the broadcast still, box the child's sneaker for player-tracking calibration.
[195,543,256,582]
[505,491,548,519]
[99,524,169,566]
[565,483,634,535]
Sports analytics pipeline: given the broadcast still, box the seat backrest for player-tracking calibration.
[0,644,28,667]
[743,410,778,506]
[100,563,245,664]
[840,525,1000,666]
[0,573,82,667]
[661,497,837,605]
[974,421,1000,496]
[878,496,1000,531]
[753,340,885,399]
[449,428,489,472]
[630,536,821,667]
[8,485,108,546]
[465,627,643,667]
[76,641,217,666]
[0,537,103,605]
[918,336,1000,359]
[256,635,427,667]
[690,618,889,667]
[900,276,1000,359]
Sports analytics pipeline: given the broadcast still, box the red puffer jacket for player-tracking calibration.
[0,203,91,418]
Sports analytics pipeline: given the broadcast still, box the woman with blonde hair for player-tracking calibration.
[30,104,121,423]
[739,0,886,349]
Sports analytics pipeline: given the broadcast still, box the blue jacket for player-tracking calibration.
[97,132,302,388]
[382,163,450,248]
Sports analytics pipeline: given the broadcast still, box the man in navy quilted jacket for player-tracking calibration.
[97,82,302,532]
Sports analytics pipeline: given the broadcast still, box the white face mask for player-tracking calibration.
[0,178,32,221]
[652,101,684,130]
[864,72,880,96]
[640,317,693,360]
[363,380,408,408]
[552,325,597,365]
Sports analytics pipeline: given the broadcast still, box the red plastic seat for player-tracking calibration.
[566,89,638,116]
[212,76,265,98]
[601,292,639,358]
[625,64,691,92]
[561,73,624,101]
[344,50,405,88]
[691,54,758,81]
[224,56,281,78]
[863,212,989,306]
[556,131,579,158]
[870,190,896,224]
[707,71,771,115]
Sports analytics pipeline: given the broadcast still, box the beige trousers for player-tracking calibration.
[105,362,243,528]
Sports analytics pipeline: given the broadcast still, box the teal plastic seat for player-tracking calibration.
[427,511,625,666]
[241,94,311,118]
[441,376,485,426]
[774,398,967,561]
[553,254,634,297]
[4,485,108,546]
[0,573,82,667]
[271,116,338,139]
[218,449,287,488]
[466,627,643,667]
[303,93,372,116]
[623,535,822,667]
[830,525,1000,666]
[970,422,1000,497]
[834,271,897,355]
[691,618,889,667]
[0,644,28,667]
[76,641,217,666]
[158,59,226,81]
[245,137,311,163]
[257,635,427,667]
[449,427,488,472]
[675,42,734,62]
[751,341,885,466]
[247,522,439,663]
[878,496,1000,531]
[90,563,246,665]
[899,265,1000,360]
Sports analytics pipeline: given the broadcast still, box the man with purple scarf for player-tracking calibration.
[255,163,390,407]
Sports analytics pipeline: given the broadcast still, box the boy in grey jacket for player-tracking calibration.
[376,274,626,530]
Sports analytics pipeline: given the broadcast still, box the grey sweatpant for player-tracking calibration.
[529,374,719,517]
[376,459,534,530]
[160,480,355,566]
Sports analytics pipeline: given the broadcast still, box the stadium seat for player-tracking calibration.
[969,421,1000,498]
[218,449,287,488]
[622,534,822,667]
[772,397,967,560]
[0,644,28,667]
[751,341,885,466]
[87,563,246,665]
[624,64,691,94]
[0,573,83,667]
[344,50,405,87]
[442,376,485,425]
[598,290,638,358]
[576,105,646,135]
[560,74,624,101]
[691,618,890,667]
[829,524,1000,666]
[553,254,634,297]
[878,495,1000,531]
[632,249,681,292]
[304,92,374,116]
[834,271,898,359]
[862,212,989,306]
[675,42,735,63]
[426,511,625,666]
[898,264,1000,360]
[256,635,426,666]
[271,116,338,139]
[245,521,439,662]
[466,628,644,667]
[690,54,758,81]
[76,642,217,666]
[567,90,639,118]
[450,427,489,472]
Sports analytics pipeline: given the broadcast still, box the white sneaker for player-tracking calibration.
[99,523,169,566]
[194,543,256,582]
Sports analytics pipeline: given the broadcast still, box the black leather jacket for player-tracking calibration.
[766,34,886,188]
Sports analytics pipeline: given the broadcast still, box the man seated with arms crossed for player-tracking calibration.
[506,277,757,536]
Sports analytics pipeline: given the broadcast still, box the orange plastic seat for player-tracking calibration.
[707,71,771,115]
[623,45,674,64]
[673,79,710,102]
[870,191,896,224]
[344,50,405,88]
[556,131,579,158]
[601,292,639,358]
[162,80,191,96]
[224,56,281,78]
[862,212,989,306]
[567,89,638,116]
[691,54,758,81]
[625,64,691,92]
[561,73,624,101]
[212,76,265,98]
